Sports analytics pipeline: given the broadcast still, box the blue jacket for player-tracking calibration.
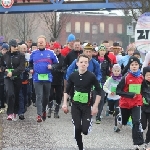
[66,58,102,82]
[29,49,59,82]
[119,55,143,67]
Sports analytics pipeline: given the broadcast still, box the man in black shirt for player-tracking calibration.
[62,54,101,150]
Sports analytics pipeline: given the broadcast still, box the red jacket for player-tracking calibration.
[61,46,71,57]
[108,52,117,65]
[116,73,143,109]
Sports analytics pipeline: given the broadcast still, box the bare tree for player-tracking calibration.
[118,0,150,21]
[8,13,38,42]
[39,12,71,40]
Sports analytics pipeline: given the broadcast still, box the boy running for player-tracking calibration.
[62,54,101,150]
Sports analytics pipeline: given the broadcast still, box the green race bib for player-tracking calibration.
[38,74,48,80]
[111,86,116,93]
[129,84,141,94]
[8,69,14,73]
[73,91,88,103]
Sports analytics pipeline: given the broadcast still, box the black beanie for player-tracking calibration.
[133,50,141,57]
[9,39,18,47]
[32,43,37,47]
[143,66,150,77]
[128,56,140,66]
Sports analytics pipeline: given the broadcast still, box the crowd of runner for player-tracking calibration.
[0,33,150,150]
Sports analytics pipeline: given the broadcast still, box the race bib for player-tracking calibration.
[7,69,14,73]
[111,86,116,93]
[73,91,88,103]
[38,74,48,80]
[129,84,141,94]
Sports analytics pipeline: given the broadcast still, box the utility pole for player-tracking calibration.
[23,13,25,42]
[54,11,57,38]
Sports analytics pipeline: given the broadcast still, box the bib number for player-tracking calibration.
[73,91,88,103]
[129,84,141,94]
[38,74,48,80]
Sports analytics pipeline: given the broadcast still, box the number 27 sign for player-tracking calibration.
[135,29,150,41]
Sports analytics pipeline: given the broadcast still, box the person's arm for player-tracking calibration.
[62,74,74,113]
[94,60,102,82]
[92,75,101,115]
[66,59,78,80]
[12,54,25,76]
[51,51,59,64]
[0,55,6,72]
[141,52,150,72]
[116,75,135,98]
[103,77,111,94]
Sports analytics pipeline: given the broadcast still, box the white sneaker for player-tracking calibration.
[12,113,18,121]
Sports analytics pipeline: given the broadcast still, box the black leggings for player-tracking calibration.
[4,78,22,115]
[108,100,119,126]
[48,85,62,112]
[141,111,150,143]
[121,107,144,145]
[71,103,92,150]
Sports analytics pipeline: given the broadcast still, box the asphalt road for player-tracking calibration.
[0,105,148,150]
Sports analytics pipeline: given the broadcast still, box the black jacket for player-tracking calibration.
[0,53,4,83]
[63,50,83,71]
[51,53,65,85]
[93,55,111,84]
[141,80,150,113]
[0,51,25,79]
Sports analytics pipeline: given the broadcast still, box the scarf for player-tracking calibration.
[128,69,141,77]
[98,56,104,63]
[112,73,122,81]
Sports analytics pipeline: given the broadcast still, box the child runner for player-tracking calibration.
[116,56,144,150]
[62,54,101,150]
[141,66,150,149]
[103,64,122,132]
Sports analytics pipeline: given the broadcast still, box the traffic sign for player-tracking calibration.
[127,25,133,35]
[1,0,14,8]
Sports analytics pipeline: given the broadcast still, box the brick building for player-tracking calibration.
[59,13,131,49]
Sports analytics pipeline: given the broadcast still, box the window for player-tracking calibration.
[84,22,90,33]
[109,24,114,33]
[66,22,71,32]
[109,40,113,46]
[100,22,104,33]
[117,24,122,34]
[75,22,80,33]
[92,25,98,34]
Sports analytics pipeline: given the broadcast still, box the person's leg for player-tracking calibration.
[114,100,120,132]
[131,106,144,146]
[18,85,25,120]
[0,83,5,109]
[4,78,15,119]
[34,82,43,122]
[96,89,105,123]
[71,103,83,150]
[145,113,150,144]
[22,84,28,113]
[120,108,131,125]
[81,105,92,135]
[54,85,63,118]
[48,86,54,118]
[31,79,36,106]
[42,82,51,121]
[14,79,22,117]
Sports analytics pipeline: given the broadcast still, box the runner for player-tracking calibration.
[0,39,25,121]
[29,35,58,122]
[62,54,101,150]
[116,56,144,149]
[141,66,150,149]
[47,42,65,118]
